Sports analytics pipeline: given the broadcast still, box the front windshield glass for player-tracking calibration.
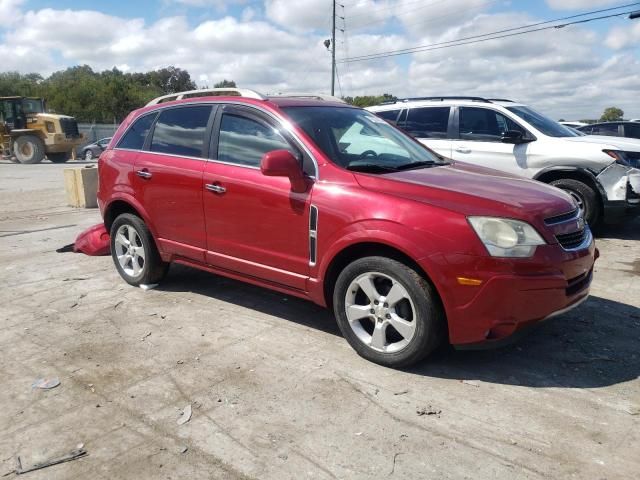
[507,105,579,138]
[282,106,444,173]
[21,98,45,114]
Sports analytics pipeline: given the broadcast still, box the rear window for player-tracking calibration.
[117,113,156,150]
[403,107,450,138]
[150,106,212,158]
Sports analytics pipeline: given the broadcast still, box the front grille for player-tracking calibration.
[556,229,587,249]
[59,117,80,137]
[544,208,578,225]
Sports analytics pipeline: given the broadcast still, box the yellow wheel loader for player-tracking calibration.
[0,97,83,164]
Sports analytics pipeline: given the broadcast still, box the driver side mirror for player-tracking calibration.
[260,149,307,193]
[501,130,528,144]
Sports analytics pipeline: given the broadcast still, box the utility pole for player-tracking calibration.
[331,0,336,96]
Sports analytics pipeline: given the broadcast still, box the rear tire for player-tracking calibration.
[84,149,94,161]
[110,213,169,286]
[48,152,71,163]
[333,256,444,368]
[13,135,45,164]
[550,178,601,228]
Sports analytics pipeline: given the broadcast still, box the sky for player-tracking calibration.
[1,0,639,119]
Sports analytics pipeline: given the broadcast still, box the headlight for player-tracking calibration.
[45,121,55,133]
[603,150,640,169]
[468,217,545,258]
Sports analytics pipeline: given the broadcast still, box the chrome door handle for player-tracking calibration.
[205,183,226,194]
[455,146,471,154]
[136,170,152,179]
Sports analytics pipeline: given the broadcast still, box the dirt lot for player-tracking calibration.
[1,160,638,479]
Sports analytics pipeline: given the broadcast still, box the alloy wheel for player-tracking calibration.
[344,272,417,353]
[114,224,146,277]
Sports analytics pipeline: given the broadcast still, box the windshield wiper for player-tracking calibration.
[394,160,442,171]
[346,163,399,173]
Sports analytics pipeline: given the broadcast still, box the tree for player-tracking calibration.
[343,93,397,108]
[214,79,237,88]
[600,107,624,122]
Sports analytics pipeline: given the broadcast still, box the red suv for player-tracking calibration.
[98,89,596,367]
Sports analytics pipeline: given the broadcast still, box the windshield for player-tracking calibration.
[507,105,579,138]
[21,98,45,114]
[282,106,444,173]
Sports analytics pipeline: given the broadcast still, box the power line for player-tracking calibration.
[339,4,640,63]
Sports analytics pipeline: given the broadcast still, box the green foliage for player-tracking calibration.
[343,93,397,108]
[0,66,197,123]
[213,79,237,88]
[600,107,624,122]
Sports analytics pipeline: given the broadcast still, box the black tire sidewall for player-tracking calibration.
[13,135,45,164]
[550,179,600,227]
[332,256,442,368]
[110,214,162,286]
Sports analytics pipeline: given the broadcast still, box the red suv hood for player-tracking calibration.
[355,161,575,221]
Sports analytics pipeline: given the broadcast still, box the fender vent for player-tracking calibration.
[309,205,318,266]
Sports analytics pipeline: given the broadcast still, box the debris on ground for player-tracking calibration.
[179,446,188,454]
[416,405,441,417]
[177,404,192,425]
[7,447,87,475]
[461,380,480,387]
[32,378,60,390]
[141,332,152,341]
[393,389,409,396]
[71,224,110,256]
[140,284,159,291]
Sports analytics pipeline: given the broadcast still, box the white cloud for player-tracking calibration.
[0,0,25,25]
[0,1,637,119]
[605,21,640,49]
[545,0,622,10]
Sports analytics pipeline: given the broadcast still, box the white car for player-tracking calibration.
[560,121,588,129]
[368,97,640,227]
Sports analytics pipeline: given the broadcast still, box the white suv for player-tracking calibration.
[368,97,640,227]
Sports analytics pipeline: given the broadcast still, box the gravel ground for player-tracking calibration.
[1,160,638,479]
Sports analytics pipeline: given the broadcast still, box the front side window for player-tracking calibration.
[217,114,294,167]
[404,107,450,139]
[282,106,443,174]
[625,123,640,139]
[507,105,579,137]
[459,107,525,142]
[117,113,156,150]
[150,106,212,158]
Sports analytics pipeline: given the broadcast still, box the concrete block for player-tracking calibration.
[64,166,98,208]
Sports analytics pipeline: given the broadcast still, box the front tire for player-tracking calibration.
[550,178,601,228]
[333,256,444,368]
[110,213,169,286]
[13,135,45,164]
[48,152,71,163]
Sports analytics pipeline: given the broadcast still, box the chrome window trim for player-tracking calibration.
[309,204,319,266]
[113,100,320,178]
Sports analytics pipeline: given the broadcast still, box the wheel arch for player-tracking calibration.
[103,196,157,239]
[534,166,605,207]
[321,241,441,310]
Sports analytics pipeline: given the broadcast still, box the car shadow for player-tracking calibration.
[158,264,340,336]
[408,295,640,388]
[160,265,638,388]
[597,217,640,240]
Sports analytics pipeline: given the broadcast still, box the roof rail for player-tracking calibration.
[487,98,514,103]
[398,96,492,103]
[268,92,347,104]
[146,88,267,106]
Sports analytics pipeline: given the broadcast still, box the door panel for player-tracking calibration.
[451,106,532,176]
[203,107,311,290]
[133,105,214,261]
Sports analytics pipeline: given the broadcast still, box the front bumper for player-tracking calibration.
[427,240,597,347]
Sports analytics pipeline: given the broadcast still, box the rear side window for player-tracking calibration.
[150,106,212,158]
[117,113,155,150]
[217,114,293,167]
[404,107,450,138]
[375,109,401,125]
